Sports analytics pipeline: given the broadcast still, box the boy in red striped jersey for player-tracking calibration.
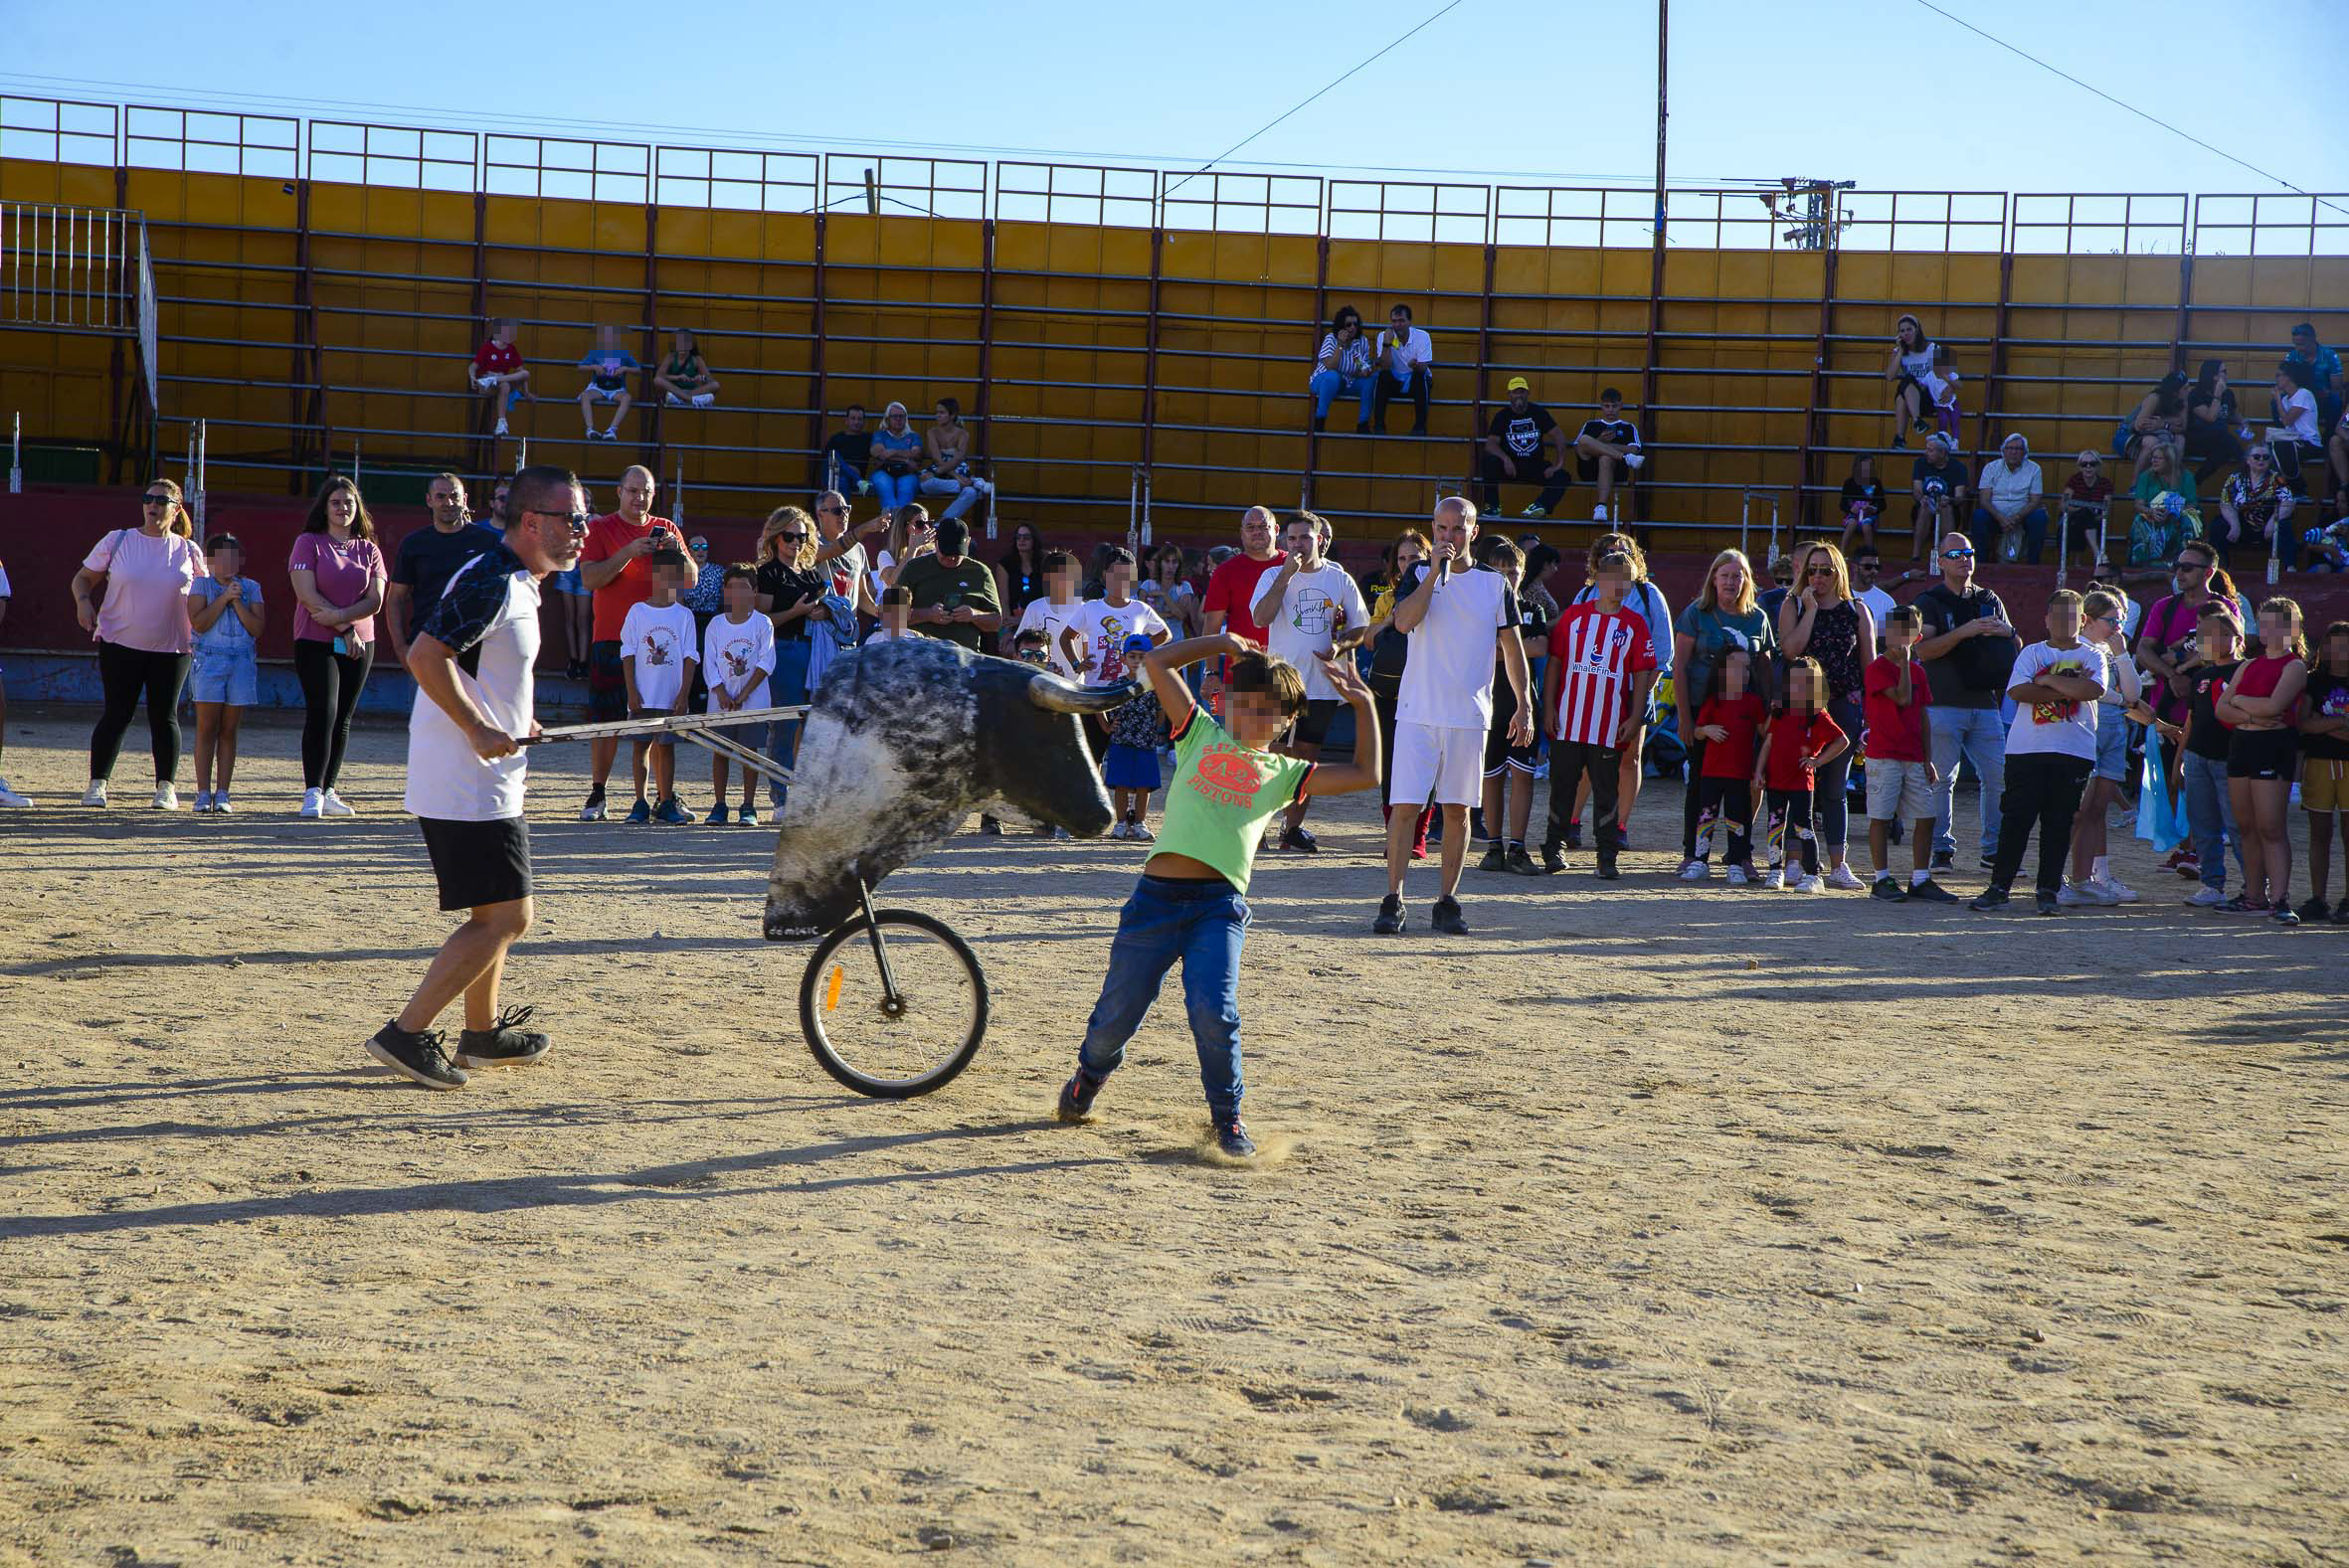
[1539,552,1657,878]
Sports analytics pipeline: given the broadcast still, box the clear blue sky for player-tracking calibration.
[6,0,2346,207]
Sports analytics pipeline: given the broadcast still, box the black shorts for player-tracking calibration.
[588,639,628,721]
[1293,698,1343,750]
[1576,452,1636,483]
[2227,728,2299,781]
[1484,719,1536,778]
[419,815,534,912]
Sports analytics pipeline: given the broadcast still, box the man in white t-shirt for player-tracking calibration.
[1372,303,1434,436]
[1251,510,1369,852]
[1375,496,1532,936]
[1013,550,1086,676]
[368,463,585,1091]
[1971,588,2109,918]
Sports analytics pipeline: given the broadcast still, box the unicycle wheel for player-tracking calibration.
[799,910,989,1098]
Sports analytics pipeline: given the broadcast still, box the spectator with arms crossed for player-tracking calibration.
[385,472,497,677]
[1199,505,1287,714]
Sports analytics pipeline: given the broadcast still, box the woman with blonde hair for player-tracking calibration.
[1672,548,1776,878]
[754,504,828,812]
[1778,539,1876,886]
[72,476,206,807]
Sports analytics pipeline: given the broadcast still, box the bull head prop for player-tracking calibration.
[763,636,1137,940]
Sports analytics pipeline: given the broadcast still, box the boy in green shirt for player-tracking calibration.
[1057,632,1381,1157]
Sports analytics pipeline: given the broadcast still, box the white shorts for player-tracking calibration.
[1391,721,1485,808]
[585,384,627,403]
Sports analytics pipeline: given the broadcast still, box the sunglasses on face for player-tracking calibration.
[524,507,591,534]
[818,505,847,516]
[776,532,808,543]
[142,494,174,505]
[1805,566,1834,578]
[1942,548,1975,560]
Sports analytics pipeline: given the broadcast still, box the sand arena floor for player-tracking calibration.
[0,708,2343,1566]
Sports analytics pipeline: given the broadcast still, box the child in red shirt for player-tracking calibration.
[469,316,531,437]
[1694,647,1767,882]
[1753,658,1850,891]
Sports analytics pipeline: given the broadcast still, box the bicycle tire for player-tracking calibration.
[799,909,990,1098]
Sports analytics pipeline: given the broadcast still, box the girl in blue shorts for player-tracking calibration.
[188,532,265,812]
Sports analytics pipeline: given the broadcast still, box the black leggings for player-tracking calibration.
[1765,787,1820,875]
[90,640,192,783]
[1681,734,1710,859]
[293,636,376,789]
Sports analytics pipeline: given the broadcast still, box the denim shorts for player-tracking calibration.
[188,650,259,706]
[552,565,588,596]
[2092,709,2132,783]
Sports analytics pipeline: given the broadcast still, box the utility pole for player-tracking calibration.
[1637,0,1668,532]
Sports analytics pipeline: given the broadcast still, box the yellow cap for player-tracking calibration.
[1506,376,1530,392]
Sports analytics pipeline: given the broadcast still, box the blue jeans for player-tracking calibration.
[1972,505,2052,564]
[872,468,920,514]
[1309,369,1376,426]
[1930,704,2007,859]
[765,637,813,809]
[1815,691,1864,854]
[1076,875,1250,1123]
[919,471,993,521]
[2180,752,2245,893]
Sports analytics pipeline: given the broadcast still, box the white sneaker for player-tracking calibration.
[1793,873,1825,893]
[690,392,715,409]
[1591,505,1609,523]
[493,416,509,436]
[1109,821,1130,839]
[1758,867,1784,890]
[1678,859,1711,882]
[193,789,215,812]
[2183,884,2226,907]
[664,392,684,407]
[1825,864,1866,892]
[321,789,356,817]
[83,780,108,807]
[0,778,29,807]
[152,783,179,810]
[604,426,623,441]
[2058,880,2112,907]
[1726,865,1752,886]
[214,794,235,815]
[1130,821,1156,842]
[1625,452,1646,470]
[300,787,324,818]
[2088,876,2138,904]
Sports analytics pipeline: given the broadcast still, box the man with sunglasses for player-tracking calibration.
[367,465,587,1091]
[575,465,679,820]
[810,488,886,617]
[1913,532,2019,870]
[2060,450,2114,567]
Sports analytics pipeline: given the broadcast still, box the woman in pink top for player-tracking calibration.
[285,476,387,816]
[70,478,205,808]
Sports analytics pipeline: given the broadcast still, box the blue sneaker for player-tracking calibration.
[736,803,761,826]
[624,798,652,825]
[1056,1071,1104,1123]
[706,802,731,826]
[1216,1121,1257,1158]
[652,795,696,825]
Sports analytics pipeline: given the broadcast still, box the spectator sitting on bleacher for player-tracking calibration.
[919,398,995,523]
[2129,440,2201,569]
[1839,454,1888,554]
[2123,371,2189,463]
[2220,445,2298,570]
[469,317,530,438]
[652,327,719,409]
[1886,313,1953,449]
[2061,450,2115,565]
[576,326,639,442]
[1973,434,2049,564]
[1909,433,1970,560]
[821,404,870,494]
[1310,305,1378,434]
[1574,389,1645,525]
[2185,360,2245,483]
[1479,377,1568,518]
[2269,361,2325,500]
[868,402,925,515]
[1373,304,1434,436]
[2286,321,2343,437]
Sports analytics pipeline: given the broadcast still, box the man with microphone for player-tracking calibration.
[1375,496,1533,935]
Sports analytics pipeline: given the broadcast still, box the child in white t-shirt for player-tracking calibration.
[1058,549,1171,686]
[1012,550,1084,675]
[1973,588,2109,915]
[872,585,914,641]
[620,550,701,824]
[699,565,775,825]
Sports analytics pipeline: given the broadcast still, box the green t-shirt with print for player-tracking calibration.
[1157,708,1313,894]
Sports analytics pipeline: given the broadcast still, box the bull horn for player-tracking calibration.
[1026,671,1141,715]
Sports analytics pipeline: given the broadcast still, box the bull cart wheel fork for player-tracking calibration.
[525,707,992,1098]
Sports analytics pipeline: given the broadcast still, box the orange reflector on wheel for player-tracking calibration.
[824,964,844,1012]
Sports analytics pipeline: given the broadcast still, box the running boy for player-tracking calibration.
[1862,605,1958,902]
[1693,647,1766,883]
[1972,590,2108,915]
[1753,657,1848,891]
[1104,632,1168,840]
[619,549,699,824]
[701,564,775,825]
[1540,548,1655,879]
[188,533,266,813]
[1057,632,1381,1158]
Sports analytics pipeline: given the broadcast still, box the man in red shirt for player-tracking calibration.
[575,464,678,820]
[1199,506,1286,714]
[1539,551,1655,878]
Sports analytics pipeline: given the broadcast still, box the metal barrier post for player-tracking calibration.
[1127,464,1141,557]
[1141,466,1153,549]
[194,418,207,543]
[985,479,996,542]
[8,412,19,494]
[1766,494,1780,570]
[672,456,685,529]
[516,437,528,475]
[1738,489,1750,561]
[2058,496,2069,584]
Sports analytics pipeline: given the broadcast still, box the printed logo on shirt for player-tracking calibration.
[1572,623,1635,675]
[1191,744,1266,806]
[2033,656,2086,724]
[1288,587,1339,635]
[1502,416,1541,458]
[714,633,759,681]
[640,626,681,668]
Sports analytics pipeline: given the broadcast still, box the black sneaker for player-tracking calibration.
[1372,894,1407,935]
[1562,822,1584,851]
[1431,896,1470,935]
[2035,890,2061,916]
[1908,877,1960,904]
[364,1021,466,1090]
[1216,1121,1257,1158]
[1505,844,1543,877]
[1969,887,2011,913]
[1034,822,1057,836]
[2272,904,2301,927]
[1870,877,1907,902]
[2333,900,2349,926]
[1056,1070,1103,1123]
[1281,824,1320,854]
[2294,897,2330,923]
[1539,843,1566,875]
[1612,826,1630,852]
[1477,841,1507,872]
[979,813,1003,835]
[454,1005,550,1070]
[1931,848,1955,871]
[1594,861,1621,881]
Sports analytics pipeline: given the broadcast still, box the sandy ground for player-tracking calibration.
[1,705,2344,1567]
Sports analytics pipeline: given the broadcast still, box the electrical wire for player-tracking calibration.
[1907,0,2348,220]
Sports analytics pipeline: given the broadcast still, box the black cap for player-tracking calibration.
[935,516,971,556]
